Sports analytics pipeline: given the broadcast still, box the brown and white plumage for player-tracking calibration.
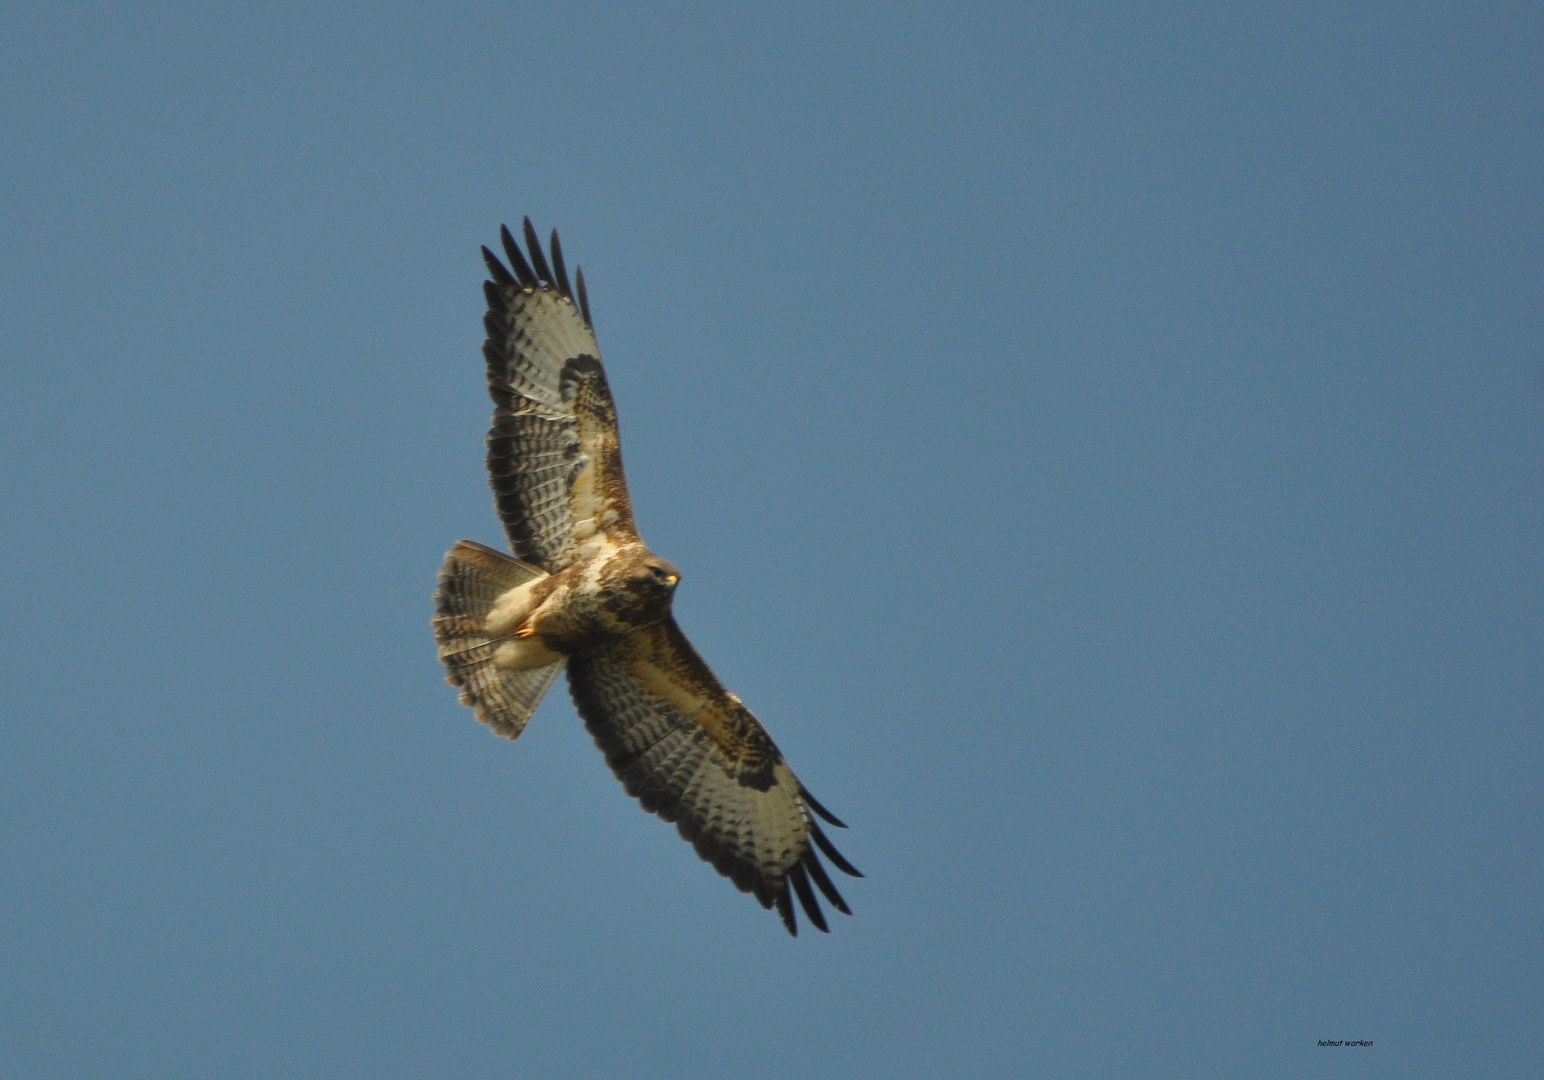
[432,220,860,935]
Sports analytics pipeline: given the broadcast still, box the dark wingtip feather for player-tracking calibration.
[788,863,830,933]
[808,816,863,878]
[523,217,554,285]
[775,881,798,936]
[802,848,853,916]
[499,224,537,286]
[575,267,592,327]
[801,786,849,828]
[548,229,573,300]
[482,246,515,288]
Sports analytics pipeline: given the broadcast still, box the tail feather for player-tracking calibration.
[433,540,563,739]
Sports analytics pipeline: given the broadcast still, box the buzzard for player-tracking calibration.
[433,220,860,936]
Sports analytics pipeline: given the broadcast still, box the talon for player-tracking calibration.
[514,626,536,639]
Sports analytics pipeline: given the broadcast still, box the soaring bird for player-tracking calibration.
[433,220,860,935]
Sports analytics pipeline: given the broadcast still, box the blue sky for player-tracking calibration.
[2,3,1539,1077]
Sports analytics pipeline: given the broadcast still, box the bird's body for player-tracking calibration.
[432,220,860,935]
[480,539,678,668]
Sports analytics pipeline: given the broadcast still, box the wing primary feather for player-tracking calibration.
[482,281,505,313]
[499,224,537,286]
[775,880,798,936]
[483,313,508,350]
[808,817,863,878]
[481,246,516,288]
[788,863,830,933]
[523,217,554,284]
[800,785,849,828]
[575,267,592,327]
[548,229,573,299]
[801,848,853,915]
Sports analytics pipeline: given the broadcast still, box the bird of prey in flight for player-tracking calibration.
[433,220,860,935]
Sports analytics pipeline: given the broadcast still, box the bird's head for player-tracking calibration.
[630,555,680,594]
[619,553,681,623]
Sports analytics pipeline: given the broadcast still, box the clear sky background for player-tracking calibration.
[2,3,1539,1078]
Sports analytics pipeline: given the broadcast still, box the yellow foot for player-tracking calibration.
[513,626,536,639]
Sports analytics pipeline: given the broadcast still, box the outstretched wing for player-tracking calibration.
[481,220,637,572]
[567,618,861,936]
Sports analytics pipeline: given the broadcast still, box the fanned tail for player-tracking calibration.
[433,540,563,739]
